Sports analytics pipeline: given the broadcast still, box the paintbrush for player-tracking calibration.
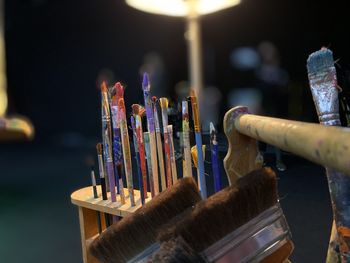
[307,47,350,262]
[89,177,202,263]
[111,84,126,204]
[190,89,207,198]
[142,73,159,195]
[90,167,103,234]
[131,115,145,205]
[157,167,293,262]
[152,96,167,192]
[101,82,117,206]
[182,100,192,178]
[167,125,178,183]
[144,131,155,197]
[118,97,136,207]
[210,122,221,192]
[159,97,173,187]
[132,104,149,198]
[96,143,111,227]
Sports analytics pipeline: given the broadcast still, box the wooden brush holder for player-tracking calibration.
[71,186,152,263]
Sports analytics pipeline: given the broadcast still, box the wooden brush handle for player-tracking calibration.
[224,106,350,179]
[223,107,262,185]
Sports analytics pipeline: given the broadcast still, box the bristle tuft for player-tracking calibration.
[89,177,201,263]
[159,98,168,109]
[209,122,215,134]
[101,81,108,92]
[307,48,334,75]
[164,167,278,252]
[143,72,150,88]
[96,143,103,155]
[152,96,157,103]
[139,106,146,117]
[114,82,124,98]
[132,104,140,115]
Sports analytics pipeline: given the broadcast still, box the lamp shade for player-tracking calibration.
[125,0,240,17]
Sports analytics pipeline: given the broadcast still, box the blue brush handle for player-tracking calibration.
[195,132,207,198]
[211,143,221,193]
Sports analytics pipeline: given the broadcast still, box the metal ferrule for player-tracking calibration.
[127,242,160,263]
[97,154,105,178]
[190,96,201,132]
[308,67,340,126]
[202,203,291,263]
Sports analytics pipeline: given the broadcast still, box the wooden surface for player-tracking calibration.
[223,107,262,185]
[0,116,34,142]
[71,186,152,217]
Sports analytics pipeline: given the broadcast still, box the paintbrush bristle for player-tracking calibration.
[209,122,215,134]
[96,143,103,155]
[161,167,278,252]
[139,106,146,117]
[132,104,140,115]
[307,47,335,75]
[152,96,158,103]
[143,72,150,90]
[147,237,205,263]
[159,98,168,109]
[89,177,201,263]
[189,89,196,97]
[101,81,108,92]
[114,82,124,99]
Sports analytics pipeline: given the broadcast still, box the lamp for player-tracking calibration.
[125,0,240,103]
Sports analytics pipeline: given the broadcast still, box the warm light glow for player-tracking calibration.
[125,0,240,17]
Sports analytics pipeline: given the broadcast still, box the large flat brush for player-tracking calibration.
[158,167,293,263]
[89,177,201,263]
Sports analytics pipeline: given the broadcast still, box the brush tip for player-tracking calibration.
[96,143,103,154]
[190,89,196,97]
[114,82,124,98]
[307,47,334,75]
[159,97,168,109]
[210,122,215,134]
[152,96,157,103]
[132,104,140,115]
[142,72,149,87]
[100,81,108,92]
[118,98,125,108]
[139,105,146,117]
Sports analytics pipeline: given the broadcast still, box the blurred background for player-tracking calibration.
[1,0,349,262]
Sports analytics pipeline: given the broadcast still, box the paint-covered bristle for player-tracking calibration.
[210,122,215,135]
[132,104,140,115]
[161,167,278,253]
[139,106,146,117]
[159,98,168,109]
[307,47,335,75]
[143,72,150,90]
[114,82,124,99]
[101,81,108,92]
[96,143,103,155]
[152,96,157,103]
[89,177,201,263]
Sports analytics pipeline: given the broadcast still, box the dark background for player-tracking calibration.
[1,0,349,262]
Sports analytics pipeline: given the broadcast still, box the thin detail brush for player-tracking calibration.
[142,73,159,195]
[132,104,149,198]
[91,167,102,234]
[159,97,173,187]
[152,96,167,191]
[101,82,117,208]
[144,131,155,197]
[167,125,178,183]
[131,115,145,205]
[96,143,111,227]
[118,97,136,206]
[190,89,207,198]
[182,100,192,178]
[210,122,221,192]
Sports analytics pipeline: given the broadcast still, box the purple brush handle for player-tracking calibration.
[211,143,221,192]
[106,160,116,202]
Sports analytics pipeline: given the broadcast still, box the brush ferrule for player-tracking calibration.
[202,203,291,263]
[127,242,160,263]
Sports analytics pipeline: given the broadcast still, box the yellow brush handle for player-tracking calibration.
[149,132,159,195]
[156,131,166,191]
